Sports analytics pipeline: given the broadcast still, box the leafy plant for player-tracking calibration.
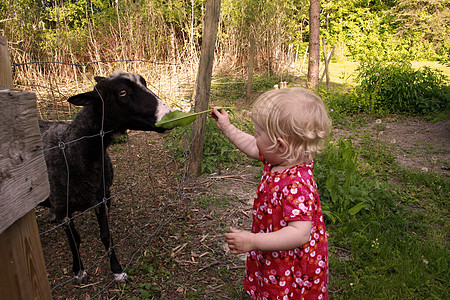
[358,133,397,176]
[164,117,251,174]
[355,61,449,114]
[321,89,362,116]
[155,107,233,130]
[128,249,175,299]
[315,138,391,223]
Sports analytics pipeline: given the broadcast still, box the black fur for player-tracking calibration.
[39,71,172,284]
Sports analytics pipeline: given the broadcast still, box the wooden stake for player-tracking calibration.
[0,36,13,89]
[246,34,255,101]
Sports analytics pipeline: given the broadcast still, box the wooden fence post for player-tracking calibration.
[0,36,13,88]
[188,0,221,175]
[0,36,52,300]
[246,34,255,101]
[320,38,336,90]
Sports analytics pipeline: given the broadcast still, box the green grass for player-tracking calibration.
[323,117,449,299]
[326,61,450,86]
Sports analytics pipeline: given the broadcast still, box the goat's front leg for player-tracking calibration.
[95,203,128,283]
[64,219,88,285]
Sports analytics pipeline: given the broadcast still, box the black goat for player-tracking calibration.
[39,71,172,284]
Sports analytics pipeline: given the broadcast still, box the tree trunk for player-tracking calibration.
[187,0,221,176]
[307,0,321,90]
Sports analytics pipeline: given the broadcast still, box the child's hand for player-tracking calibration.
[209,107,231,132]
[224,227,255,254]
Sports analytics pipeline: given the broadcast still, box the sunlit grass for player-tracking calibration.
[324,61,450,86]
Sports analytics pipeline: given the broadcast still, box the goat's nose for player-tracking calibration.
[155,100,173,122]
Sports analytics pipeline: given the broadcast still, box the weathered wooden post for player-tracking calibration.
[0,36,52,299]
[188,0,221,175]
[246,34,255,101]
[320,38,336,90]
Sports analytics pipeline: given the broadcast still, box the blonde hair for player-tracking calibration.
[252,87,332,164]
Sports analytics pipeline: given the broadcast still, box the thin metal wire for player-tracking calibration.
[11,59,178,68]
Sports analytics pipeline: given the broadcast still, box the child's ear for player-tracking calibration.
[276,138,288,154]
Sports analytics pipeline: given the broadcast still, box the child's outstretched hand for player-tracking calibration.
[224,227,255,254]
[209,107,231,132]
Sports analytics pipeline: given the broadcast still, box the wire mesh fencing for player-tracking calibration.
[13,59,201,298]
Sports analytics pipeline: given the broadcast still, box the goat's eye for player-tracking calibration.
[119,90,127,97]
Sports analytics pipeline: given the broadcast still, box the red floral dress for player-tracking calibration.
[244,159,329,300]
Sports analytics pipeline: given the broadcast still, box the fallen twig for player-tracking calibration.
[76,281,101,289]
[198,261,220,271]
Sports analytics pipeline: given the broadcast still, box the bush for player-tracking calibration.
[355,61,449,114]
[315,138,392,224]
[321,89,362,116]
[164,117,252,174]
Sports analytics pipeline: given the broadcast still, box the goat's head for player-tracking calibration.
[68,71,172,133]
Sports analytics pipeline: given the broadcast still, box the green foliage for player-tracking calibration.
[322,0,448,61]
[355,61,449,114]
[252,75,285,91]
[3,0,449,73]
[315,138,391,223]
[391,0,450,61]
[165,117,251,174]
[328,165,449,299]
[127,249,175,299]
[210,77,246,101]
[210,75,280,101]
[321,89,362,116]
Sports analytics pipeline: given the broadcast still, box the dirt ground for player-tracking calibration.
[334,116,450,175]
[36,116,449,299]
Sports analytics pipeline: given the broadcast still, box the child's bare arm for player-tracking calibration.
[225,221,312,254]
[209,108,259,159]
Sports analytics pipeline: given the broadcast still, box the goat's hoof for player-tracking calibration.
[74,270,89,285]
[49,212,57,224]
[114,272,128,283]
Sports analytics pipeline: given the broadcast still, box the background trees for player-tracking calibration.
[1,0,448,75]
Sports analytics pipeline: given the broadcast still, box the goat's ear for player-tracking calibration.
[94,76,106,83]
[68,91,100,106]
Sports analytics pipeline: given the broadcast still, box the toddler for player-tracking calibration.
[210,87,331,299]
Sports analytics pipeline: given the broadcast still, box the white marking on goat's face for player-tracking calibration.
[155,99,172,122]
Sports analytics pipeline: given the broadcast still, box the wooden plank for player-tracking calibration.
[0,210,52,300]
[0,89,50,234]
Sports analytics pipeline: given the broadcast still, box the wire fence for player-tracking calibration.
[12,59,197,120]
[14,59,202,298]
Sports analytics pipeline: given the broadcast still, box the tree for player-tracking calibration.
[307,0,320,89]
[391,0,450,60]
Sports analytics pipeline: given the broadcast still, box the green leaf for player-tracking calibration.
[155,110,209,129]
[348,201,369,215]
[155,107,233,129]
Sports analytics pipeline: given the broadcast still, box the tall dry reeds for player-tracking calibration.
[2,0,303,117]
